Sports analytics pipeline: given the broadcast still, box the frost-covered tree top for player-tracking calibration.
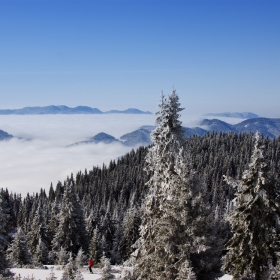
[145,90,186,190]
[153,90,184,140]
[150,90,185,152]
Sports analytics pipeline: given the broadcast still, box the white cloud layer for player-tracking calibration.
[0,114,242,196]
[0,114,156,196]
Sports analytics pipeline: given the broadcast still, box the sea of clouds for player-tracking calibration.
[0,113,242,196]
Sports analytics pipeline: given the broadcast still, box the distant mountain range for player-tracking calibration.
[205,112,259,119]
[69,117,280,147]
[199,118,280,138]
[69,129,152,147]
[0,106,152,115]
[2,117,280,144]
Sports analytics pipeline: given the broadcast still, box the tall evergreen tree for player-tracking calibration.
[120,207,141,261]
[52,176,87,257]
[75,248,86,268]
[7,227,32,267]
[100,253,113,280]
[89,227,101,262]
[34,238,48,265]
[27,202,48,259]
[132,90,217,279]
[47,199,59,250]
[56,247,69,265]
[0,191,11,276]
[62,253,79,280]
[223,133,280,279]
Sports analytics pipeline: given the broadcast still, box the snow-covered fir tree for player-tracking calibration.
[52,175,87,258]
[56,247,69,265]
[89,227,101,263]
[0,191,11,276]
[85,209,96,239]
[100,253,113,280]
[7,227,32,267]
[131,90,220,279]
[61,253,79,280]
[47,199,60,250]
[223,133,280,280]
[34,238,48,265]
[27,202,48,263]
[120,207,141,261]
[75,248,86,268]
[0,191,10,250]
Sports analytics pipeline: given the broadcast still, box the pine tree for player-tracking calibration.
[132,90,216,279]
[52,176,87,257]
[0,191,11,276]
[48,199,59,251]
[100,253,113,280]
[7,227,32,267]
[121,207,141,261]
[34,238,48,265]
[223,133,280,279]
[56,247,69,265]
[27,202,48,261]
[85,210,95,238]
[75,248,86,268]
[89,227,101,263]
[61,253,78,280]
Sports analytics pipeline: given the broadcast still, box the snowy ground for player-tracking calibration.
[11,266,121,280]
[219,275,233,280]
[11,266,232,280]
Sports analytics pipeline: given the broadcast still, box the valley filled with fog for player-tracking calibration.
[0,113,242,196]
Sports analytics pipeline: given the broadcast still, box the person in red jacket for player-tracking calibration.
[88,258,94,274]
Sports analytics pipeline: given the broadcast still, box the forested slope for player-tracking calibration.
[1,132,280,266]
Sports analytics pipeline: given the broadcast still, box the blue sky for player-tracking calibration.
[0,0,279,116]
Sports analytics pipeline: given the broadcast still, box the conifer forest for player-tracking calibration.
[1,91,280,279]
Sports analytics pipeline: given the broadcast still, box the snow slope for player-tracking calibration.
[11,267,232,280]
[11,266,121,280]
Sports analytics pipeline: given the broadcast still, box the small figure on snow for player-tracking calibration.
[88,258,94,274]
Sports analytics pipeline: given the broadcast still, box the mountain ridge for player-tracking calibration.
[0,106,152,115]
[205,112,259,119]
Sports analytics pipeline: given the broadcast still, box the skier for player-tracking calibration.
[88,258,94,274]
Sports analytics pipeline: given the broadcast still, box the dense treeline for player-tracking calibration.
[1,132,280,271]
